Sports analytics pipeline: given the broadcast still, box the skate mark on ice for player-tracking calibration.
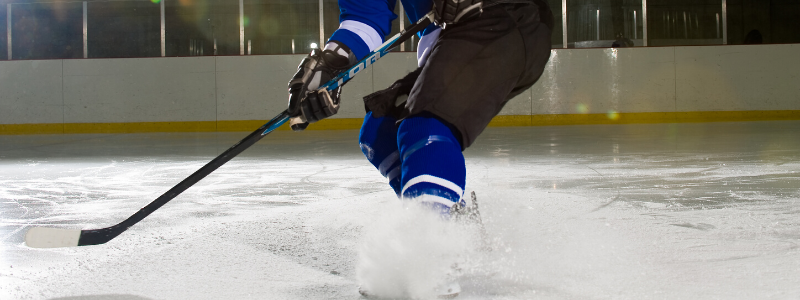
[48,293,155,300]
[670,222,716,231]
[586,165,622,213]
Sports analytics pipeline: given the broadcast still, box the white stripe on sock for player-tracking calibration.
[339,20,383,52]
[378,151,399,176]
[386,166,401,182]
[408,194,458,208]
[400,174,464,199]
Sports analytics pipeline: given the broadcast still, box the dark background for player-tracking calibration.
[0,0,798,60]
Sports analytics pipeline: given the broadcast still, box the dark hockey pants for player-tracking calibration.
[358,2,552,210]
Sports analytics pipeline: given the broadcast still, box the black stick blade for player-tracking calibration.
[25,227,82,248]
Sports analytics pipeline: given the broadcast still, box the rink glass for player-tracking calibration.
[1,0,799,61]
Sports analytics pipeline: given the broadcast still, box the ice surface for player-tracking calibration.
[1,121,799,299]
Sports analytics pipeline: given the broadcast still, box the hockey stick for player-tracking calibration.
[25,12,434,248]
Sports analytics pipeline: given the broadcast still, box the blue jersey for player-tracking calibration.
[328,0,439,60]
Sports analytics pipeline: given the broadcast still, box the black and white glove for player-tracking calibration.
[363,67,423,119]
[287,41,355,131]
[432,0,483,27]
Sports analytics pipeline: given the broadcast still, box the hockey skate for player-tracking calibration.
[450,191,482,224]
[450,191,490,251]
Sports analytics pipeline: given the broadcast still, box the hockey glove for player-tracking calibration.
[363,67,423,119]
[432,0,483,27]
[287,41,356,131]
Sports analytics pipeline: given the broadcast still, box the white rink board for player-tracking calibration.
[0,60,64,124]
[675,44,800,112]
[531,47,678,115]
[1,44,800,125]
[62,57,218,123]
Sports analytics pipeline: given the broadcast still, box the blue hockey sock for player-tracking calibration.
[359,112,402,195]
[397,115,466,215]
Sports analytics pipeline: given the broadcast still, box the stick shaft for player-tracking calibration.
[78,111,290,246]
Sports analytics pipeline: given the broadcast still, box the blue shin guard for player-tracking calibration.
[398,115,466,215]
[359,112,403,195]
[359,113,467,215]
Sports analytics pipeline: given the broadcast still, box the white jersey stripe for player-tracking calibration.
[339,20,383,52]
[400,174,464,199]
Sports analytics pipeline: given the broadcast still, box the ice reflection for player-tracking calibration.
[542,49,563,114]
[605,47,620,119]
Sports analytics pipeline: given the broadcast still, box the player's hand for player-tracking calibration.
[287,41,355,131]
[432,0,483,27]
[363,67,423,119]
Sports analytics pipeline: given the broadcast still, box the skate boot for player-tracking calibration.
[450,191,483,225]
[450,191,490,251]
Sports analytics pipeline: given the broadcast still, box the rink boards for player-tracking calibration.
[1,44,799,134]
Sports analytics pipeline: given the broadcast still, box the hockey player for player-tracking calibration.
[288,0,553,213]
[287,0,553,296]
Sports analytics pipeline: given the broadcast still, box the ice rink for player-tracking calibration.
[2,120,799,300]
